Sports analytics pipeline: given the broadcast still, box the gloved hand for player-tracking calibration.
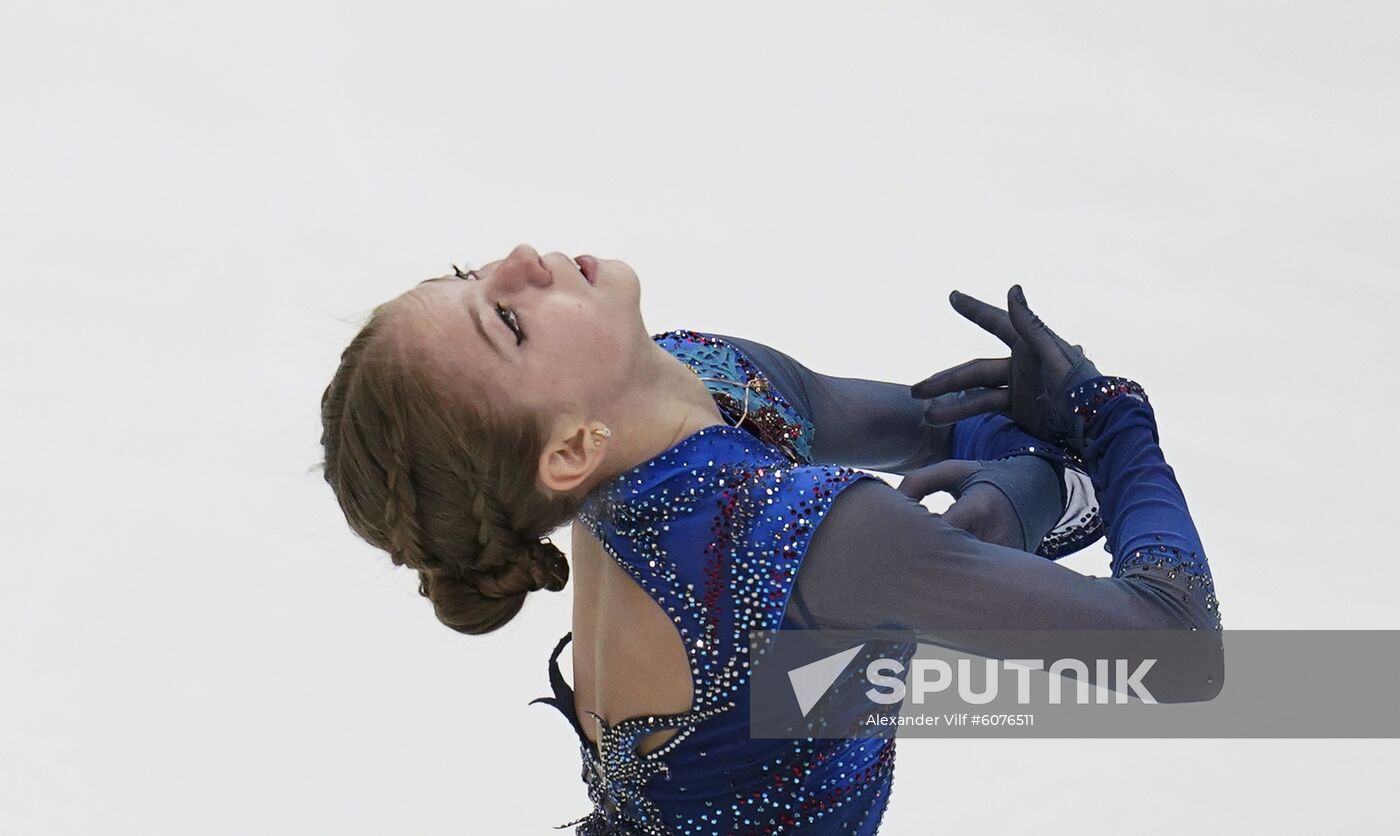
[897,459,1040,551]
[911,285,1103,455]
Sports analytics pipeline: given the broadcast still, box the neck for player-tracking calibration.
[589,341,728,489]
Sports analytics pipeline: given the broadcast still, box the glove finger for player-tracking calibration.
[910,357,1011,399]
[949,290,1019,348]
[897,459,982,500]
[920,387,1013,426]
[1007,285,1069,362]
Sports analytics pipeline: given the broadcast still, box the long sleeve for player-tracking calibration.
[710,332,1100,557]
[714,332,1075,471]
[711,332,953,473]
[784,389,1219,633]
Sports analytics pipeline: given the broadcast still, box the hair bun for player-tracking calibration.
[525,537,569,592]
[416,566,519,636]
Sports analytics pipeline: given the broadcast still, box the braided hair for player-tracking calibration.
[318,297,577,635]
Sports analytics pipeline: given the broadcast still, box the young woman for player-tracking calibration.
[318,244,1218,834]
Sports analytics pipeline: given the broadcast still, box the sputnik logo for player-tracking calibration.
[787,643,867,717]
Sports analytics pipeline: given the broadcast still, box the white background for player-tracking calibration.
[4,1,1397,833]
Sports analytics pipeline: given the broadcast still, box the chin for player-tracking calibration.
[619,271,644,310]
[609,258,641,289]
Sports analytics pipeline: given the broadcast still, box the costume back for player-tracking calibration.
[532,330,897,835]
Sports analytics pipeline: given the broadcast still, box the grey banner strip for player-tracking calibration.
[748,630,1400,738]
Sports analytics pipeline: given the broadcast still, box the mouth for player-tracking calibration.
[574,255,598,285]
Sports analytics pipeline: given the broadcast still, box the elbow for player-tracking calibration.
[1135,573,1224,701]
[1126,586,1224,703]
[1147,614,1225,704]
[1159,635,1225,703]
[1179,603,1225,703]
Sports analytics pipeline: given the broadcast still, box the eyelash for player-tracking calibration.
[453,263,524,345]
[496,303,524,345]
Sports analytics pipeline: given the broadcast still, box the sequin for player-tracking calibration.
[531,332,896,835]
[653,330,815,464]
[1068,376,1149,427]
[1067,377,1222,631]
[988,377,1151,559]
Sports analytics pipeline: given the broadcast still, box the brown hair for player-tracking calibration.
[317,298,578,635]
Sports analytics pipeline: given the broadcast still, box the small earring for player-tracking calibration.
[590,426,611,448]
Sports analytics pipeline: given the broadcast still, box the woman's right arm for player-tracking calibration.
[786,385,1219,633]
[786,286,1219,634]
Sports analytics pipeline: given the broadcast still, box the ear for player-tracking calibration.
[537,419,606,495]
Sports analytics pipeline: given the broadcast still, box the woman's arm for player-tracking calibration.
[710,331,1100,556]
[710,331,948,471]
[785,387,1218,634]
[713,331,1056,472]
[788,286,1219,635]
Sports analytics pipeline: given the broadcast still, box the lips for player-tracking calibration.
[575,254,599,285]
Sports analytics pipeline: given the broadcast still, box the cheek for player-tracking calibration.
[528,304,619,401]
[559,299,623,354]
[563,317,626,383]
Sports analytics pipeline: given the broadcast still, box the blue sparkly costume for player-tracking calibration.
[532,331,1218,834]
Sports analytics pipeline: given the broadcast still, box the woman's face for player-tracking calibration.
[396,243,650,423]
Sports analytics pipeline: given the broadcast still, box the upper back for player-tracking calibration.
[535,330,896,835]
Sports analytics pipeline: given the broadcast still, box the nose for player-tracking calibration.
[495,243,555,291]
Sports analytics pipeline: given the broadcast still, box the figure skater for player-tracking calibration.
[318,244,1218,834]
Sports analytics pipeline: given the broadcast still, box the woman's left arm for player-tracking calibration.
[711,332,1079,553]
[712,332,952,472]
